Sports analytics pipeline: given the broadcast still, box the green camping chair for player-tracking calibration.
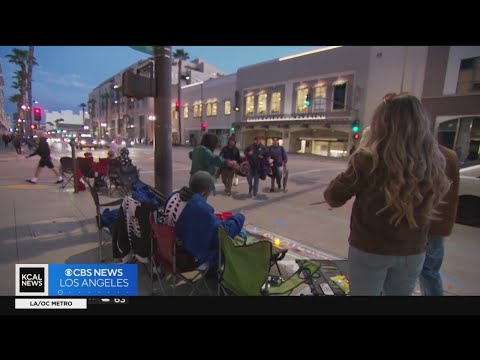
[217,226,321,296]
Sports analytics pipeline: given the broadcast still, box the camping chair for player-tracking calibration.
[217,226,321,296]
[108,159,124,196]
[77,157,97,184]
[149,213,211,296]
[86,180,123,262]
[59,156,75,189]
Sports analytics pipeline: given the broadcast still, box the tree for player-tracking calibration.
[6,49,28,134]
[54,118,64,129]
[88,98,96,137]
[26,46,38,127]
[79,102,87,124]
[173,49,190,145]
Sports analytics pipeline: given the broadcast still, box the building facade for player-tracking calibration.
[87,46,479,158]
[421,46,480,161]
[88,57,223,143]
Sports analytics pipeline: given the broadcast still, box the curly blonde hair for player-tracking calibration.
[354,94,450,229]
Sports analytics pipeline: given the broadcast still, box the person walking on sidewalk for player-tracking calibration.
[25,131,63,184]
[219,138,241,196]
[419,145,459,296]
[268,137,288,193]
[12,135,22,154]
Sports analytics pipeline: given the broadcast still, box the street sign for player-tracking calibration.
[130,46,154,55]
[122,71,155,98]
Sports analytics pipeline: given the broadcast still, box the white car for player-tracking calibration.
[456,161,480,226]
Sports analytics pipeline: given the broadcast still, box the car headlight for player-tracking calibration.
[81,140,86,145]
[122,141,126,145]
[130,141,134,146]
[92,140,97,144]
[100,140,105,145]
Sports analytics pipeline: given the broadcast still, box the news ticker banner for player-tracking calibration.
[15,264,138,297]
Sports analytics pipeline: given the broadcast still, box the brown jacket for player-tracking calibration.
[324,151,438,256]
[429,145,459,236]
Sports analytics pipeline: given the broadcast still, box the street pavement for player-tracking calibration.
[0,142,478,296]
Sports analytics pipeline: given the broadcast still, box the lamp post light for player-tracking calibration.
[148,115,156,146]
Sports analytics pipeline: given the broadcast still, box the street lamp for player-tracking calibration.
[148,115,156,146]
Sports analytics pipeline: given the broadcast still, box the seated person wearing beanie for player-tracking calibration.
[169,171,245,269]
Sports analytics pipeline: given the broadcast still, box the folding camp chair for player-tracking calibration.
[59,157,75,189]
[217,226,321,296]
[149,213,211,296]
[108,159,124,196]
[86,180,122,262]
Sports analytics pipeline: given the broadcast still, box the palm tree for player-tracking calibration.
[26,46,38,126]
[79,102,87,124]
[54,118,64,129]
[7,49,28,132]
[173,49,190,145]
[88,98,96,136]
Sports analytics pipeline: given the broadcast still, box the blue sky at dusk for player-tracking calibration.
[0,46,319,117]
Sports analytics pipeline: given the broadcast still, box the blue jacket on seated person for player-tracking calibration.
[175,193,245,269]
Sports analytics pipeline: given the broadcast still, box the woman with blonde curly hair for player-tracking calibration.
[324,93,450,295]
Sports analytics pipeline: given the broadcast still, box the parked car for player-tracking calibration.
[456,161,480,226]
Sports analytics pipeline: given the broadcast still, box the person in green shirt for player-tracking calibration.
[190,133,235,196]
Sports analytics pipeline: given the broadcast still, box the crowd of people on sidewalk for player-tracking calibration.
[188,133,288,200]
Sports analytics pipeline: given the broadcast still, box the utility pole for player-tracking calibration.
[154,46,173,196]
[177,62,182,145]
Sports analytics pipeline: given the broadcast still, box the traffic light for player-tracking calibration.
[201,122,207,131]
[175,101,181,112]
[33,107,42,121]
[231,127,235,133]
[31,124,37,130]
[354,133,360,140]
[352,120,360,134]
[305,93,311,107]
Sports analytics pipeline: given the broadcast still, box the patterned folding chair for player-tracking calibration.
[149,213,211,296]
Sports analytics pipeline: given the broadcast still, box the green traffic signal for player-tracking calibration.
[352,125,359,133]
[231,127,235,132]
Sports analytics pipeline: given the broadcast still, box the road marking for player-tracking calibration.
[0,184,51,190]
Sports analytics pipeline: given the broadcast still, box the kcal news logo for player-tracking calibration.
[15,264,49,296]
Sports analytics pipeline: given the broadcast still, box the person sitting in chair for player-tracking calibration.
[169,171,245,269]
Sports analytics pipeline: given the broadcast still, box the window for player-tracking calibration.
[457,57,480,95]
[296,88,309,113]
[224,100,231,115]
[314,85,326,112]
[332,82,347,110]
[184,105,189,119]
[212,102,217,116]
[270,92,281,114]
[194,103,202,118]
[257,94,267,115]
[246,95,254,116]
[206,103,212,116]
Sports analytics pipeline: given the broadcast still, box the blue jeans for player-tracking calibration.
[247,168,260,196]
[419,236,445,296]
[348,245,426,296]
